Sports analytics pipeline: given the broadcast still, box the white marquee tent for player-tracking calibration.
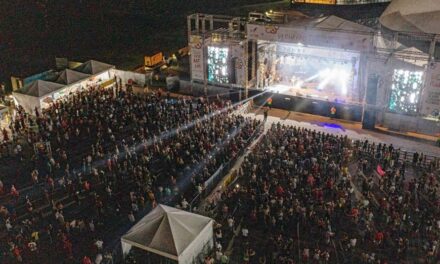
[12,80,64,113]
[121,204,214,264]
[56,68,91,85]
[12,60,115,114]
[380,0,440,34]
[73,60,115,75]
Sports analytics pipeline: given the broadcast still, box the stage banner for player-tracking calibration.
[421,62,440,116]
[231,43,247,87]
[247,24,372,52]
[189,35,204,81]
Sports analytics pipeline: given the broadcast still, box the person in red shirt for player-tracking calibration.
[82,256,93,264]
[13,246,22,262]
[63,239,73,258]
[10,185,19,200]
[307,175,315,187]
[275,185,284,197]
[375,231,384,245]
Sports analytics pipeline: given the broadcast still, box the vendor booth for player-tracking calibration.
[12,60,115,114]
[121,204,214,264]
[12,80,64,113]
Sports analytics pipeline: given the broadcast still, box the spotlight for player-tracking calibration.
[317,68,350,94]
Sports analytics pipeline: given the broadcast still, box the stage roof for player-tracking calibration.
[275,14,374,34]
[315,15,374,33]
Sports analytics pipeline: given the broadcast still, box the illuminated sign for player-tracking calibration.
[247,24,372,52]
[144,52,163,67]
[294,0,336,4]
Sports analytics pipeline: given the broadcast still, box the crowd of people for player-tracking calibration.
[211,122,440,264]
[0,79,438,264]
[0,83,261,263]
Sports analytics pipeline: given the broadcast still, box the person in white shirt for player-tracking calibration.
[227,216,234,232]
[95,253,103,264]
[128,212,135,223]
[95,239,104,250]
[181,198,189,210]
[349,238,357,248]
[241,226,249,238]
[215,249,223,261]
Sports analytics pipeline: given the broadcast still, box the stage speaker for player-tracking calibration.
[366,75,379,105]
[362,110,376,130]
[362,75,379,130]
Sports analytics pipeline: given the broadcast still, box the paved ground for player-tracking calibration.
[250,108,440,157]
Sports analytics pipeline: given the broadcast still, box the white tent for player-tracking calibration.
[12,60,116,114]
[121,204,214,264]
[56,69,91,85]
[380,0,440,34]
[12,80,64,113]
[74,60,115,75]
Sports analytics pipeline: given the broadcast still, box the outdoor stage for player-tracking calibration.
[252,40,365,121]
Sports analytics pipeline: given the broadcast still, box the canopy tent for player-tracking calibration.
[380,0,440,34]
[73,60,115,75]
[12,60,116,114]
[12,80,64,113]
[56,69,91,85]
[121,205,214,264]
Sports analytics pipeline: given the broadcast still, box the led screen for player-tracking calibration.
[389,69,423,114]
[207,46,229,84]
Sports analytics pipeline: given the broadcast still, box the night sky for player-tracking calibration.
[0,0,273,89]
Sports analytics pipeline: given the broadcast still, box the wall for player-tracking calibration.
[179,80,239,99]
[382,112,439,136]
[421,62,440,116]
[112,69,147,87]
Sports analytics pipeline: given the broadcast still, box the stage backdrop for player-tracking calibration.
[246,24,373,52]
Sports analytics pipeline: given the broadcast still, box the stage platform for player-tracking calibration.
[250,87,363,122]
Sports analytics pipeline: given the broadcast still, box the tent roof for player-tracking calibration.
[380,0,440,34]
[73,60,115,75]
[122,204,213,259]
[315,15,374,33]
[56,69,91,85]
[15,80,64,97]
[282,15,374,33]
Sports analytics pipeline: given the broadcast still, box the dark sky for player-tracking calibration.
[0,0,267,87]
